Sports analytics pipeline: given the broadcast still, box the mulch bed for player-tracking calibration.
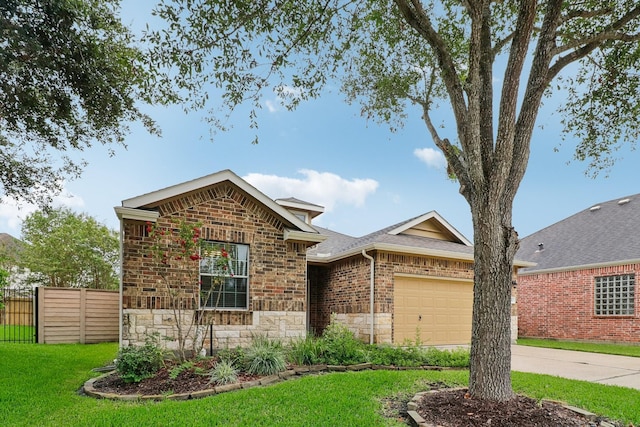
[415,388,623,427]
[93,359,259,396]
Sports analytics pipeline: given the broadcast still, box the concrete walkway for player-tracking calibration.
[511,345,640,390]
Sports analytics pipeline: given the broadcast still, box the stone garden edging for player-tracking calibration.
[82,363,454,401]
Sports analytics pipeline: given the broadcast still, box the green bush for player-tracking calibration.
[287,335,326,365]
[246,335,287,375]
[365,344,424,367]
[209,360,238,385]
[217,346,248,371]
[116,334,165,383]
[422,347,470,367]
[321,314,366,365]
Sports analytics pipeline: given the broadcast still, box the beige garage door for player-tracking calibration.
[394,275,473,345]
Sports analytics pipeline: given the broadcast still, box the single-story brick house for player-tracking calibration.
[115,169,529,350]
[516,194,640,344]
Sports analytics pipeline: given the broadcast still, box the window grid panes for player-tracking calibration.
[594,274,635,316]
[200,241,249,309]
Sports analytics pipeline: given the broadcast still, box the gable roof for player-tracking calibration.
[275,197,324,220]
[115,169,324,243]
[517,194,640,274]
[308,211,475,263]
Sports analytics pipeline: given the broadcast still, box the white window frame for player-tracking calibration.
[199,241,249,310]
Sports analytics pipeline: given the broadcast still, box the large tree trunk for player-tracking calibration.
[467,194,519,401]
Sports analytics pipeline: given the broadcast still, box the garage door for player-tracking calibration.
[394,275,473,345]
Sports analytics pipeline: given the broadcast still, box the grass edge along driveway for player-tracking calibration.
[1,342,639,426]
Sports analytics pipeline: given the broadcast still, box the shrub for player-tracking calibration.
[246,335,287,375]
[209,360,238,385]
[217,346,248,372]
[116,334,165,383]
[321,314,366,365]
[422,347,470,367]
[287,335,326,365]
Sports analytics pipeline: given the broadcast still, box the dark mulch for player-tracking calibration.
[93,359,259,396]
[415,388,624,427]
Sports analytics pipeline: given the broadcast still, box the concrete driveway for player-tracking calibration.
[511,345,640,390]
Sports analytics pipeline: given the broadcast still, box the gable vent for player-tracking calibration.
[618,198,631,205]
[589,205,601,212]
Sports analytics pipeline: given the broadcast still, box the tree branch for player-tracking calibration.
[393,0,469,140]
[548,5,640,81]
[493,0,538,199]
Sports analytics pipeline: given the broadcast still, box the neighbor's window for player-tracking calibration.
[594,274,635,316]
[200,241,249,309]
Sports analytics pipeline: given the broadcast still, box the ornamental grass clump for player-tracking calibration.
[287,335,326,365]
[116,334,165,383]
[209,360,238,385]
[246,335,287,375]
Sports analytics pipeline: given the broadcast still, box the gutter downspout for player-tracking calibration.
[362,250,374,345]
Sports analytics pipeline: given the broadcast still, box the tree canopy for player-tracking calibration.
[19,207,119,289]
[0,0,163,205]
[144,0,640,401]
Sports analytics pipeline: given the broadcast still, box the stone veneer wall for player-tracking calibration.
[120,182,311,348]
[122,309,306,350]
[518,263,640,343]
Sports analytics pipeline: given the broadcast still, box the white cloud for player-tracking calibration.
[414,147,447,169]
[265,99,278,113]
[265,85,305,114]
[0,187,85,236]
[243,169,378,212]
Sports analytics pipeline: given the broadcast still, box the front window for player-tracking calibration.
[200,241,249,309]
[594,274,635,316]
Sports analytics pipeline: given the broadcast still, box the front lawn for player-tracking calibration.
[1,342,639,426]
[518,338,640,357]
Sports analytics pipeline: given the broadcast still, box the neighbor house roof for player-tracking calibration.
[517,194,640,274]
[114,169,325,244]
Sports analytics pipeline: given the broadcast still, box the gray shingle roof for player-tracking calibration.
[308,213,474,261]
[516,194,640,273]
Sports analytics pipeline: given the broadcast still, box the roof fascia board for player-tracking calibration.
[114,207,160,222]
[518,258,640,276]
[276,199,325,213]
[387,211,473,246]
[121,169,318,234]
[309,242,474,264]
[284,229,327,244]
[309,242,534,268]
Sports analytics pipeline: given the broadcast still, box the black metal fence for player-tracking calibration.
[0,286,36,343]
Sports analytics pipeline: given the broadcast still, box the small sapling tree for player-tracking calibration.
[147,219,231,361]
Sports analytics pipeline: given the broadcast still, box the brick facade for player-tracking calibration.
[518,263,640,343]
[309,250,483,344]
[121,182,312,349]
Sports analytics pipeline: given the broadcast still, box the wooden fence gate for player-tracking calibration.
[1,287,119,344]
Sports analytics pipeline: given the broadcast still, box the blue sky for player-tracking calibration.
[1,3,638,242]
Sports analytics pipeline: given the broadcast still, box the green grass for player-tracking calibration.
[0,325,35,342]
[1,342,639,426]
[518,338,640,357]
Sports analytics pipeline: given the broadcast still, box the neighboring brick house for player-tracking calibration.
[114,170,325,350]
[516,194,640,344]
[116,169,529,350]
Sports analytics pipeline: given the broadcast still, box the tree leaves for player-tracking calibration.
[19,207,119,289]
[0,0,163,205]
